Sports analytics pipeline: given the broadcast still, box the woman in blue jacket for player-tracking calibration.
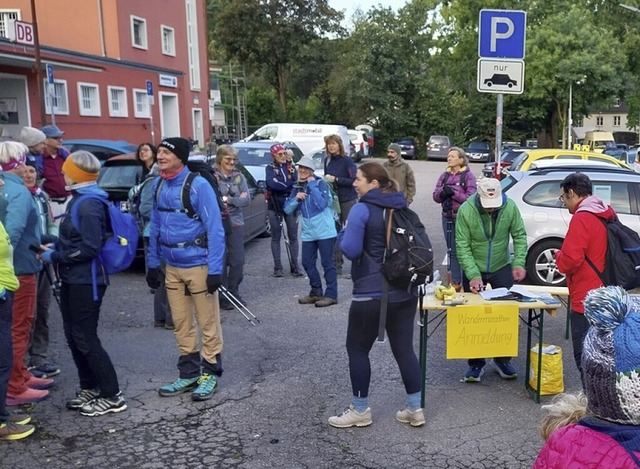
[284,156,337,308]
[41,151,126,417]
[329,162,423,428]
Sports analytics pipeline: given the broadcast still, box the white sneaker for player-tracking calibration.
[328,405,372,428]
[395,408,425,427]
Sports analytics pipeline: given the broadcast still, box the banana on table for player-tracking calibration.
[435,284,457,300]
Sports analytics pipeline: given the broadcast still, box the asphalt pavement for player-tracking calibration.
[0,159,580,468]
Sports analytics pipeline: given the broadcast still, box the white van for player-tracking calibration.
[243,123,351,156]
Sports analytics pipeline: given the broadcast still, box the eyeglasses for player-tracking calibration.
[276,151,286,156]
[559,191,569,202]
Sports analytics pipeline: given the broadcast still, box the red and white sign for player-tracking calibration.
[8,20,35,46]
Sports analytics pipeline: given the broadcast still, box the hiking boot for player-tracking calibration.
[493,360,518,379]
[66,388,100,410]
[298,294,323,305]
[164,323,175,330]
[464,366,484,383]
[0,422,35,441]
[29,363,61,378]
[219,298,234,311]
[6,388,49,406]
[158,377,200,397]
[396,408,425,427]
[291,267,304,277]
[328,405,372,428]
[26,376,55,390]
[273,268,284,278]
[79,392,127,417]
[315,297,338,307]
[154,321,166,328]
[191,374,217,401]
[7,413,31,425]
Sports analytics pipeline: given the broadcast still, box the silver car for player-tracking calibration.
[502,166,640,287]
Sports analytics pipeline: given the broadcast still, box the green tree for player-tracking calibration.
[210,0,343,118]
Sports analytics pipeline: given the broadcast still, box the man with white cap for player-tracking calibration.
[19,126,46,175]
[455,177,528,383]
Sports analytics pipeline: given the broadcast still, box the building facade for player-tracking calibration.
[0,0,210,146]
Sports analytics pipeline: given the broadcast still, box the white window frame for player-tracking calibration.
[185,0,201,91]
[131,15,148,50]
[77,82,101,117]
[614,116,621,126]
[596,116,604,126]
[133,88,150,118]
[161,24,176,56]
[108,86,128,118]
[43,79,70,116]
[0,9,20,39]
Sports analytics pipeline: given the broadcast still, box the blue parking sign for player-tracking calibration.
[478,10,526,59]
[146,80,153,96]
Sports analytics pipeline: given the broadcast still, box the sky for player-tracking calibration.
[328,0,408,23]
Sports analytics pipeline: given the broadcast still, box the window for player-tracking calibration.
[77,83,101,116]
[614,116,621,126]
[43,79,69,115]
[596,116,604,126]
[0,10,19,38]
[132,89,150,118]
[108,86,128,118]
[161,25,175,56]
[185,0,201,90]
[614,98,622,107]
[131,16,147,49]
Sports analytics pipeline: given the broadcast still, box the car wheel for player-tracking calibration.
[525,240,566,287]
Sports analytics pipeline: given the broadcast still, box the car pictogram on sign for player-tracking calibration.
[483,74,518,88]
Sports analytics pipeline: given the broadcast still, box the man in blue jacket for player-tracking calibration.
[146,138,226,401]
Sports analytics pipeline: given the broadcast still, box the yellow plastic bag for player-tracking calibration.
[529,344,564,395]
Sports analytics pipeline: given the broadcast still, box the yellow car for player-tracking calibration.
[508,149,631,172]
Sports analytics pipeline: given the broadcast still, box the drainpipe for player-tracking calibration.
[30,0,46,125]
[97,0,106,56]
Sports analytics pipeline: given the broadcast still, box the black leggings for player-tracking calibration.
[346,297,420,398]
[570,309,590,388]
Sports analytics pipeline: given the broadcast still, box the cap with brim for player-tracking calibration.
[477,178,503,208]
[296,155,315,171]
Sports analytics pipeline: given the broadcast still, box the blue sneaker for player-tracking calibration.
[464,366,484,383]
[493,360,517,379]
[191,373,218,401]
[158,377,200,397]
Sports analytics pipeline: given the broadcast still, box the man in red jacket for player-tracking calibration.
[555,172,615,385]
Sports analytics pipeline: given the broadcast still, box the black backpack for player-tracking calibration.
[154,160,232,237]
[380,207,434,289]
[585,216,640,290]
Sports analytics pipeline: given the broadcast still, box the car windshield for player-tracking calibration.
[235,147,274,166]
[430,137,448,145]
[468,142,489,150]
[98,164,142,189]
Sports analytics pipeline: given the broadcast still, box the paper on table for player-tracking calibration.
[479,286,540,301]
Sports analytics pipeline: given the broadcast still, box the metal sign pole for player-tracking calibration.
[494,94,503,180]
[149,96,155,146]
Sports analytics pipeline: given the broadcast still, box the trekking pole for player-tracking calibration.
[276,206,293,269]
[219,286,260,325]
[445,216,453,286]
[43,264,61,309]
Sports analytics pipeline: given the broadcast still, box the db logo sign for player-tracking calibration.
[8,20,35,46]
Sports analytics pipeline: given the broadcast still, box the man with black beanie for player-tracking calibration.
[146,137,226,401]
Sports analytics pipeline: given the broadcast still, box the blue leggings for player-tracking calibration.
[346,297,420,398]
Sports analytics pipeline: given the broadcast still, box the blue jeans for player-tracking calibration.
[0,291,14,423]
[268,210,299,271]
[462,264,514,368]
[302,238,337,299]
[442,217,462,284]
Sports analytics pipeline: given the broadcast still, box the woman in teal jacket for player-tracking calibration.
[285,156,338,307]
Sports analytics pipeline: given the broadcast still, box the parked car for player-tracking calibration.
[426,135,451,160]
[603,143,629,164]
[483,148,526,177]
[348,129,369,162]
[64,139,138,164]
[303,147,327,176]
[393,137,419,160]
[501,166,640,287]
[232,140,304,183]
[465,140,491,163]
[508,148,631,172]
[97,153,270,246]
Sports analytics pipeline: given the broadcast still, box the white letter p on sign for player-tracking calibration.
[490,17,514,52]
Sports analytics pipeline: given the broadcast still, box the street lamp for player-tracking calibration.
[567,77,586,149]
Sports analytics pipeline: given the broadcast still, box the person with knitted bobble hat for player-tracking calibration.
[533,286,640,468]
[146,137,226,402]
[40,151,126,417]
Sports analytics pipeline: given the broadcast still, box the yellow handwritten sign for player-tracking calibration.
[446,305,519,359]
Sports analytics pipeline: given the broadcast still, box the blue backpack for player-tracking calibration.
[70,194,139,299]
